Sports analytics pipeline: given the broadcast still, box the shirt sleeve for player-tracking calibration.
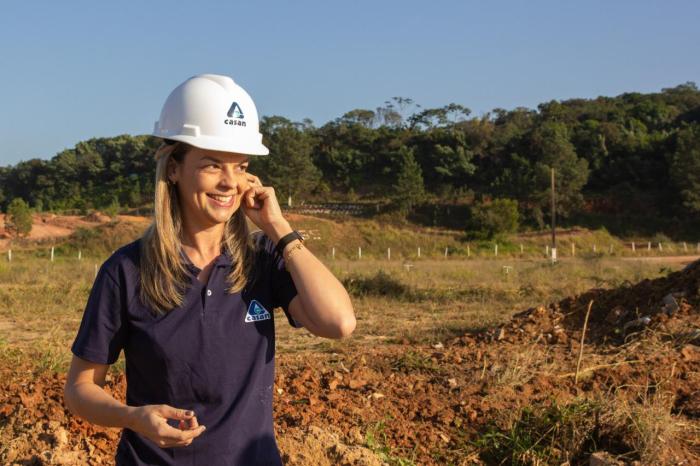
[70,264,127,364]
[261,233,303,329]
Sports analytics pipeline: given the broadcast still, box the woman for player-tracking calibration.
[63,74,356,465]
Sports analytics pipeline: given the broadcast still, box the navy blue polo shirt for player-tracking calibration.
[70,231,302,465]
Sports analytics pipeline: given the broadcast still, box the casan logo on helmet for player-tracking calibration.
[225,101,247,127]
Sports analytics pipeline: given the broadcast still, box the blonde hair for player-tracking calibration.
[139,141,256,316]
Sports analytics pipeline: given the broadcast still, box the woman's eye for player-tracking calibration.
[204,164,220,170]
[238,165,249,172]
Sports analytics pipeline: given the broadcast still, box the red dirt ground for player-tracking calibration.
[1,260,699,464]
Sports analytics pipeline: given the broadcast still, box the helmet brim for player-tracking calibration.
[154,134,269,156]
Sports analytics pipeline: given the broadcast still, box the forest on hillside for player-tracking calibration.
[1,82,699,238]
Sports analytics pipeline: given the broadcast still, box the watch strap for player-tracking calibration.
[274,230,303,257]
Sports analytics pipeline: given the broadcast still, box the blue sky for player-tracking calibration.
[1,0,698,166]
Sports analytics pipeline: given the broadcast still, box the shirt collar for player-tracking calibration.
[178,244,233,274]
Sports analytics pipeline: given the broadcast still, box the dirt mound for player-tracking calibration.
[278,425,384,466]
[0,372,122,465]
[82,211,111,223]
[0,212,150,251]
[481,259,700,347]
[64,219,148,255]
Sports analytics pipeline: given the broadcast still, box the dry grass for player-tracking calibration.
[0,253,683,373]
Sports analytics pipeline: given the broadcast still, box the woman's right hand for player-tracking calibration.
[128,404,206,448]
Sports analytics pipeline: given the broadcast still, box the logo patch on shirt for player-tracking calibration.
[245,299,271,323]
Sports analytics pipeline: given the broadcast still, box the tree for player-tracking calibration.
[529,122,589,222]
[410,126,477,197]
[390,147,425,215]
[669,124,700,213]
[408,103,471,130]
[5,198,33,237]
[259,116,321,203]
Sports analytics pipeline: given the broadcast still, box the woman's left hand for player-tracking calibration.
[241,174,289,233]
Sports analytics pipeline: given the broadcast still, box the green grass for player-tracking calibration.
[474,399,604,465]
[364,417,419,466]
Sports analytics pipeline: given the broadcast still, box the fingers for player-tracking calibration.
[159,405,195,421]
[243,175,263,208]
[156,422,206,448]
[244,185,272,209]
[160,422,206,441]
[246,173,262,185]
[154,405,205,448]
[178,415,199,430]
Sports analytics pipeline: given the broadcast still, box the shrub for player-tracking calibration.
[5,198,33,238]
[342,270,410,299]
[104,198,121,218]
[471,198,519,239]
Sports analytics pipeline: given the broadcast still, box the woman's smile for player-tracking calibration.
[206,193,236,208]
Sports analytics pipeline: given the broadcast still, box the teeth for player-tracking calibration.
[208,194,233,203]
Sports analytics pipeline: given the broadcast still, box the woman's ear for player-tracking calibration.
[166,158,179,184]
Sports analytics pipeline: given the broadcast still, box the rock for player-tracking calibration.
[552,327,568,345]
[55,427,69,447]
[623,316,651,334]
[497,328,506,341]
[447,378,457,388]
[661,294,680,315]
[681,344,699,361]
[604,306,627,325]
[348,379,367,390]
[589,451,623,466]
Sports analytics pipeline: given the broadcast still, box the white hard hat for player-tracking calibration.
[153,74,269,156]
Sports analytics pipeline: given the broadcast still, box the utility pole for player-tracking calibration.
[551,167,557,264]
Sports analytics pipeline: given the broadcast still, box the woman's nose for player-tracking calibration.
[219,170,247,193]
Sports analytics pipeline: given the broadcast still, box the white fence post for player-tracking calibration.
[78,250,82,261]
[571,243,575,257]
[387,248,391,260]
[444,247,448,258]
[632,242,635,253]
[358,247,362,259]
[50,247,54,262]
[417,247,421,258]
[7,249,11,262]
[494,244,498,257]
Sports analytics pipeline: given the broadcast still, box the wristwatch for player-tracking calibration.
[274,230,304,257]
